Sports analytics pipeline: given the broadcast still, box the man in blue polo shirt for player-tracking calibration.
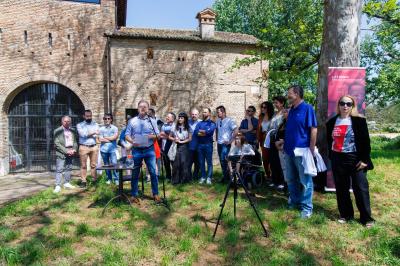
[125,100,160,204]
[284,85,317,218]
[193,107,216,185]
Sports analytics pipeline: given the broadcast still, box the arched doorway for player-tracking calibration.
[8,83,85,172]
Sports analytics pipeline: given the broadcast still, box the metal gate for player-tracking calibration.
[8,83,85,172]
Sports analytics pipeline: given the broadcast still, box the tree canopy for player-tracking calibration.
[361,0,400,105]
[213,0,324,100]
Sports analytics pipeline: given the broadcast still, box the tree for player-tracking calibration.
[316,0,363,157]
[213,0,324,99]
[361,0,400,105]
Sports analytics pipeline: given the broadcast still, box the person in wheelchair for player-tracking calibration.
[228,134,264,189]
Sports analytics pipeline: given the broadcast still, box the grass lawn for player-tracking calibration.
[0,137,399,265]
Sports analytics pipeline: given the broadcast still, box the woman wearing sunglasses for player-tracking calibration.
[326,95,374,227]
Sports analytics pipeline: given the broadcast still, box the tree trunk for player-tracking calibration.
[316,0,363,158]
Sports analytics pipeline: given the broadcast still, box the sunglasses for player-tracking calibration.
[246,110,254,112]
[339,101,353,107]
[261,106,267,109]
[103,117,112,120]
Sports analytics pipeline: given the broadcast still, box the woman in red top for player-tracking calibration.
[326,95,374,228]
[257,101,274,181]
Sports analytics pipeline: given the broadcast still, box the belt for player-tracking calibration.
[80,144,96,147]
[134,145,154,150]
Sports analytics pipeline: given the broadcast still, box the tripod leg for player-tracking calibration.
[160,158,166,199]
[141,166,145,196]
[238,174,269,237]
[213,177,233,240]
[233,173,238,220]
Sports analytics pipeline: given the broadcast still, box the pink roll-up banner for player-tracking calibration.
[325,67,366,192]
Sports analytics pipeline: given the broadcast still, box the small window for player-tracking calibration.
[0,28,3,43]
[48,33,53,47]
[67,34,71,50]
[24,30,28,44]
[147,47,154,59]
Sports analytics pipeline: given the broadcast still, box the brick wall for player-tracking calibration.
[109,38,267,128]
[0,0,116,174]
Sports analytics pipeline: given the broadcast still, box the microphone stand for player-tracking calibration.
[147,115,170,210]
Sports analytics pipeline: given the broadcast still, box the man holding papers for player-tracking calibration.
[125,100,161,204]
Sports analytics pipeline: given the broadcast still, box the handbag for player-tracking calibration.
[167,142,177,161]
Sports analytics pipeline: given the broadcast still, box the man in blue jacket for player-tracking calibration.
[193,108,216,185]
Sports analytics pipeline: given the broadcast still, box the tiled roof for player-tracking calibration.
[106,27,259,45]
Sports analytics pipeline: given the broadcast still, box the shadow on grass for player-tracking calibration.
[0,189,88,265]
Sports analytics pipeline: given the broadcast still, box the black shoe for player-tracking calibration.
[79,181,87,188]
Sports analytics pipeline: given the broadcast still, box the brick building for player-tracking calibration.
[0,1,266,175]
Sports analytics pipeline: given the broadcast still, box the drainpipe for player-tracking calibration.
[106,36,111,113]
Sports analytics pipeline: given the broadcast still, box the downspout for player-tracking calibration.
[106,36,111,113]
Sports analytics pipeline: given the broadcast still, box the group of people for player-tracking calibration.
[53,85,375,227]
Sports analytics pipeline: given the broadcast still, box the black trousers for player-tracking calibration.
[268,144,284,186]
[162,153,172,179]
[190,150,200,180]
[331,152,374,224]
[172,144,192,184]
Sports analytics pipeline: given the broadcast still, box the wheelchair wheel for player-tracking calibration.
[251,171,263,188]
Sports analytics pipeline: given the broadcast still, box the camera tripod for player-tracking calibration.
[213,157,269,239]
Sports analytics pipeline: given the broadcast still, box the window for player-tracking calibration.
[147,47,154,59]
[62,0,100,4]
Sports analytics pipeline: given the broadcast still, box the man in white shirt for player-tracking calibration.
[216,106,238,183]
[77,110,100,187]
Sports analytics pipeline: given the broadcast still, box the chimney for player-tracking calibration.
[196,8,216,39]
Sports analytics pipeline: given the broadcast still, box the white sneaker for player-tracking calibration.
[106,180,111,185]
[199,177,206,184]
[206,178,212,185]
[63,183,75,189]
[114,180,119,186]
[53,186,61,193]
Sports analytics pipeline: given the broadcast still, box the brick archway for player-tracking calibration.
[1,75,90,114]
[7,82,85,172]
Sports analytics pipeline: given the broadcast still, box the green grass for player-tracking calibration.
[0,143,399,265]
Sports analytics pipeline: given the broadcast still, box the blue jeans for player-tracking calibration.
[100,151,118,182]
[197,143,213,180]
[131,146,159,197]
[284,155,313,214]
[217,143,231,181]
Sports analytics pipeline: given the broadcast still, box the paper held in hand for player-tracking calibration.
[133,135,149,146]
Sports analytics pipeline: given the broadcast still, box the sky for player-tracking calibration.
[126,1,373,39]
[126,0,216,29]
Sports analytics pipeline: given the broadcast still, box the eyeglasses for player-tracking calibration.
[103,117,111,120]
[339,102,353,107]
